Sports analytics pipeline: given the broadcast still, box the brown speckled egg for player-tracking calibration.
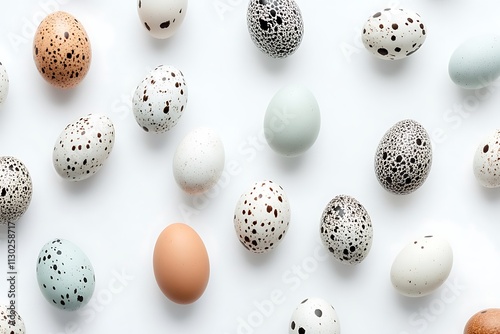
[33,11,91,89]
[465,309,500,334]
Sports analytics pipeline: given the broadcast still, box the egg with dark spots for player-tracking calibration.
[473,129,500,188]
[320,195,373,265]
[0,304,25,333]
[133,65,187,133]
[234,180,290,254]
[52,114,115,181]
[465,309,500,334]
[0,156,33,225]
[33,11,92,89]
[137,0,188,39]
[0,62,9,104]
[247,0,304,58]
[36,238,95,311]
[374,119,432,195]
[289,298,340,334]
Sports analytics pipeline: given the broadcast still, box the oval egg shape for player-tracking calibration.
[132,65,188,133]
[0,156,33,225]
[173,127,224,194]
[234,180,291,254]
[390,235,453,297]
[289,298,340,334]
[320,195,373,265]
[362,8,426,60]
[137,0,188,39]
[449,35,500,89]
[264,85,321,157]
[0,61,9,104]
[33,11,91,89]
[465,309,500,334]
[153,223,210,304]
[374,119,432,195]
[473,129,500,188]
[0,304,25,333]
[53,114,115,181]
[36,238,95,311]
[247,0,304,58]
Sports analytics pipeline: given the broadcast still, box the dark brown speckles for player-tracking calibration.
[0,157,33,224]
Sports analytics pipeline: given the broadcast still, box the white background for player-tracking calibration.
[1,0,500,333]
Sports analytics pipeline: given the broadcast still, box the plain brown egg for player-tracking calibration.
[464,308,500,334]
[33,11,91,89]
[153,223,210,304]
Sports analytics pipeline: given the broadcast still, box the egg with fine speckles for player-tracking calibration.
[133,65,187,133]
[464,309,500,334]
[320,195,373,265]
[33,11,91,89]
[362,8,426,60]
[0,304,25,333]
[137,0,188,39]
[36,238,95,311]
[0,156,33,225]
[289,298,340,334]
[234,180,290,254]
[473,129,500,188]
[53,114,115,181]
[0,62,9,104]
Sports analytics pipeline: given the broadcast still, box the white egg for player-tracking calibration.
[173,127,224,194]
[137,0,188,39]
[289,298,340,334]
[0,62,9,104]
[53,114,115,181]
[391,235,453,297]
[473,129,500,188]
[0,304,25,333]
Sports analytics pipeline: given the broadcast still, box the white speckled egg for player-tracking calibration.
[473,129,500,188]
[289,298,340,334]
[362,8,426,60]
[391,235,453,297]
[36,238,95,311]
[374,119,432,195]
[0,62,9,104]
[247,0,304,58]
[0,305,25,333]
[137,0,187,39]
[0,157,33,225]
[264,85,321,157]
[234,180,290,254]
[173,127,224,194]
[320,195,373,265]
[449,35,500,89]
[53,114,115,181]
[133,65,187,133]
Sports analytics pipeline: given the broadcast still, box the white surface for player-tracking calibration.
[1,0,500,333]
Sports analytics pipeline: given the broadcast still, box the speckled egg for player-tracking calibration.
[0,62,9,104]
[320,195,373,265]
[36,238,95,311]
[247,0,304,58]
[132,65,187,133]
[391,235,453,297]
[0,157,33,225]
[137,0,188,39]
[234,180,290,254]
[0,305,25,333]
[374,119,432,195]
[362,8,426,60]
[33,11,91,89]
[464,309,500,334]
[289,298,340,334]
[53,114,115,181]
[473,129,500,188]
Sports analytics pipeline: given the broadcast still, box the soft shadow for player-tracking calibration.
[161,295,198,320]
[380,188,415,209]
[324,258,360,280]
[273,153,306,173]
[240,244,279,267]
[393,290,435,312]
[137,129,174,151]
[370,56,409,77]
[478,185,500,201]
[147,33,179,52]
[43,84,80,105]
[59,169,107,195]
[256,51,289,74]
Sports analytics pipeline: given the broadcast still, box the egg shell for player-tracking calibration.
[153,223,210,304]
[464,309,500,334]
[0,62,9,104]
[449,35,500,89]
[473,129,500,188]
[234,180,290,254]
[362,8,426,60]
[137,0,188,39]
[320,195,373,265]
[173,127,225,194]
[289,298,340,334]
[0,305,25,333]
[36,238,95,311]
[390,235,453,297]
[264,85,321,157]
[132,65,188,133]
[33,11,91,89]
[247,0,304,58]
[53,114,115,181]
[374,119,432,195]
[0,156,33,225]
